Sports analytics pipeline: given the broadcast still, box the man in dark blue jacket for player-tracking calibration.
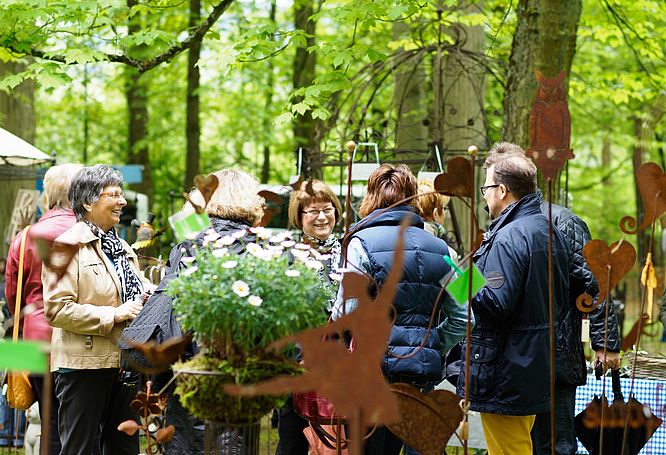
[457,143,570,454]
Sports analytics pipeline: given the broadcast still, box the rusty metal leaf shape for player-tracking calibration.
[387,384,463,455]
[433,157,472,198]
[155,425,176,444]
[123,333,193,374]
[117,419,140,436]
[225,218,413,450]
[34,237,78,280]
[257,190,283,227]
[620,163,666,234]
[576,240,636,313]
[289,174,304,191]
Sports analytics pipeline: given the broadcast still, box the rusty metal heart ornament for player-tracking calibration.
[620,162,666,234]
[257,190,283,227]
[434,157,473,198]
[576,240,636,313]
[387,383,463,455]
[193,174,219,207]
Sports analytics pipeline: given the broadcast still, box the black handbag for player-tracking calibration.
[119,242,196,371]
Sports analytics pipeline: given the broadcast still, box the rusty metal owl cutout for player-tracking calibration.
[527,71,575,180]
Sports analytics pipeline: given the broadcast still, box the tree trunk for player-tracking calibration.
[503,0,582,198]
[292,0,321,179]
[261,0,277,184]
[393,21,427,162]
[0,60,36,257]
[439,1,486,254]
[185,0,202,191]
[126,0,152,201]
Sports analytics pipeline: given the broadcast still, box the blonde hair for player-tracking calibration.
[41,163,84,211]
[288,180,342,230]
[415,180,450,222]
[205,169,265,225]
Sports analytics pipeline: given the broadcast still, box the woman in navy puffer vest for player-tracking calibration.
[332,164,469,455]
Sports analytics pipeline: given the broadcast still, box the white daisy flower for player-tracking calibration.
[305,260,323,270]
[222,260,238,269]
[290,248,310,261]
[212,247,228,257]
[181,256,196,264]
[247,295,263,307]
[294,243,311,250]
[183,266,198,276]
[219,235,236,246]
[281,240,296,248]
[329,272,343,282]
[232,280,250,297]
[246,243,263,256]
[204,232,221,242]
[285,269,301,277]
[231,230,246,239]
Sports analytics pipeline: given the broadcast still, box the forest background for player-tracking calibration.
[1,0,666,335]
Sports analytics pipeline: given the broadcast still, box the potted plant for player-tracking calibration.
[167,227,331,454]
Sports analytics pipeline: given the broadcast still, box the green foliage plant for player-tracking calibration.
[168,227,330,358]
[167,227,331,422]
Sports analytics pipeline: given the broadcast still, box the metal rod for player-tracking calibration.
[547,180,556,455]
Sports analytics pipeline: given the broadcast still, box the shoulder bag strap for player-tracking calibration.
[12,225,31,342]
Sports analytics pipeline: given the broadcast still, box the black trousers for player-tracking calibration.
[531,383,577,455]
[54,369,140,455]
[30,374,62,455]
[275,395,309,455]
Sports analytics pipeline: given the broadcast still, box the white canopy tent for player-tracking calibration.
[0,126,53,166]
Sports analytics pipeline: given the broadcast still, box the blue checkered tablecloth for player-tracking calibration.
[575,375,666,454]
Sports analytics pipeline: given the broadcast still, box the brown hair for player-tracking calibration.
[359,164,418,218]
[288,179,342,230]
[415,180,450,221]
[483,141,527,169]
[487,151,537,199]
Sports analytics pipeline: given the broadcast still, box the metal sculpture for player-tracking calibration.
[387,383,463,455]
[620,162,666,234]
[576,240,637,313]
[225,221,416,454]
[527,71,575,181]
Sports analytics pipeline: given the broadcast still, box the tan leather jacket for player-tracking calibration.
[43,222,142,371]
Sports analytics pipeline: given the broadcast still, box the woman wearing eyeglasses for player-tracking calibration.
[43,164,153,455]
[274,179,343,455]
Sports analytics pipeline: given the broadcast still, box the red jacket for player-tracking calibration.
[5,208,77,341]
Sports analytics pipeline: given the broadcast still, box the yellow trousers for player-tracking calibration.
[480,413,536,455]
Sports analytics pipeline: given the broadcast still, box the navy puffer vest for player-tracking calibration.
[351,206,453,386]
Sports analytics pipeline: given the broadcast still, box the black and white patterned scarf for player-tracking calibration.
[85,221,144,303]
[302,233,342,306]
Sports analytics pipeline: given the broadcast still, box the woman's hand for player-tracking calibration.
[114,300,143,323]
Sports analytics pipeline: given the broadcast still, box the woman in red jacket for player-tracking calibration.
[5,163,82,455]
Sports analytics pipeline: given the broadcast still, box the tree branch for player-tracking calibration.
[4,0,234,73]
[136,0,234,72]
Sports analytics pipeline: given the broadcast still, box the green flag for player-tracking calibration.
[169,211,211,243]
[0,341,48,373]
[444,258,486,305]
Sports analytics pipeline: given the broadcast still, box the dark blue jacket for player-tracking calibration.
[457,193,569,415]
[539,195,620,386]
[351,206,461,386]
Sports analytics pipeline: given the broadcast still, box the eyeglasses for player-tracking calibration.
[100,191,126,201]
[480,184,501,195]
[302,207,335,218]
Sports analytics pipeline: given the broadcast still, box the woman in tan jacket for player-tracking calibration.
[43,164,151,455]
